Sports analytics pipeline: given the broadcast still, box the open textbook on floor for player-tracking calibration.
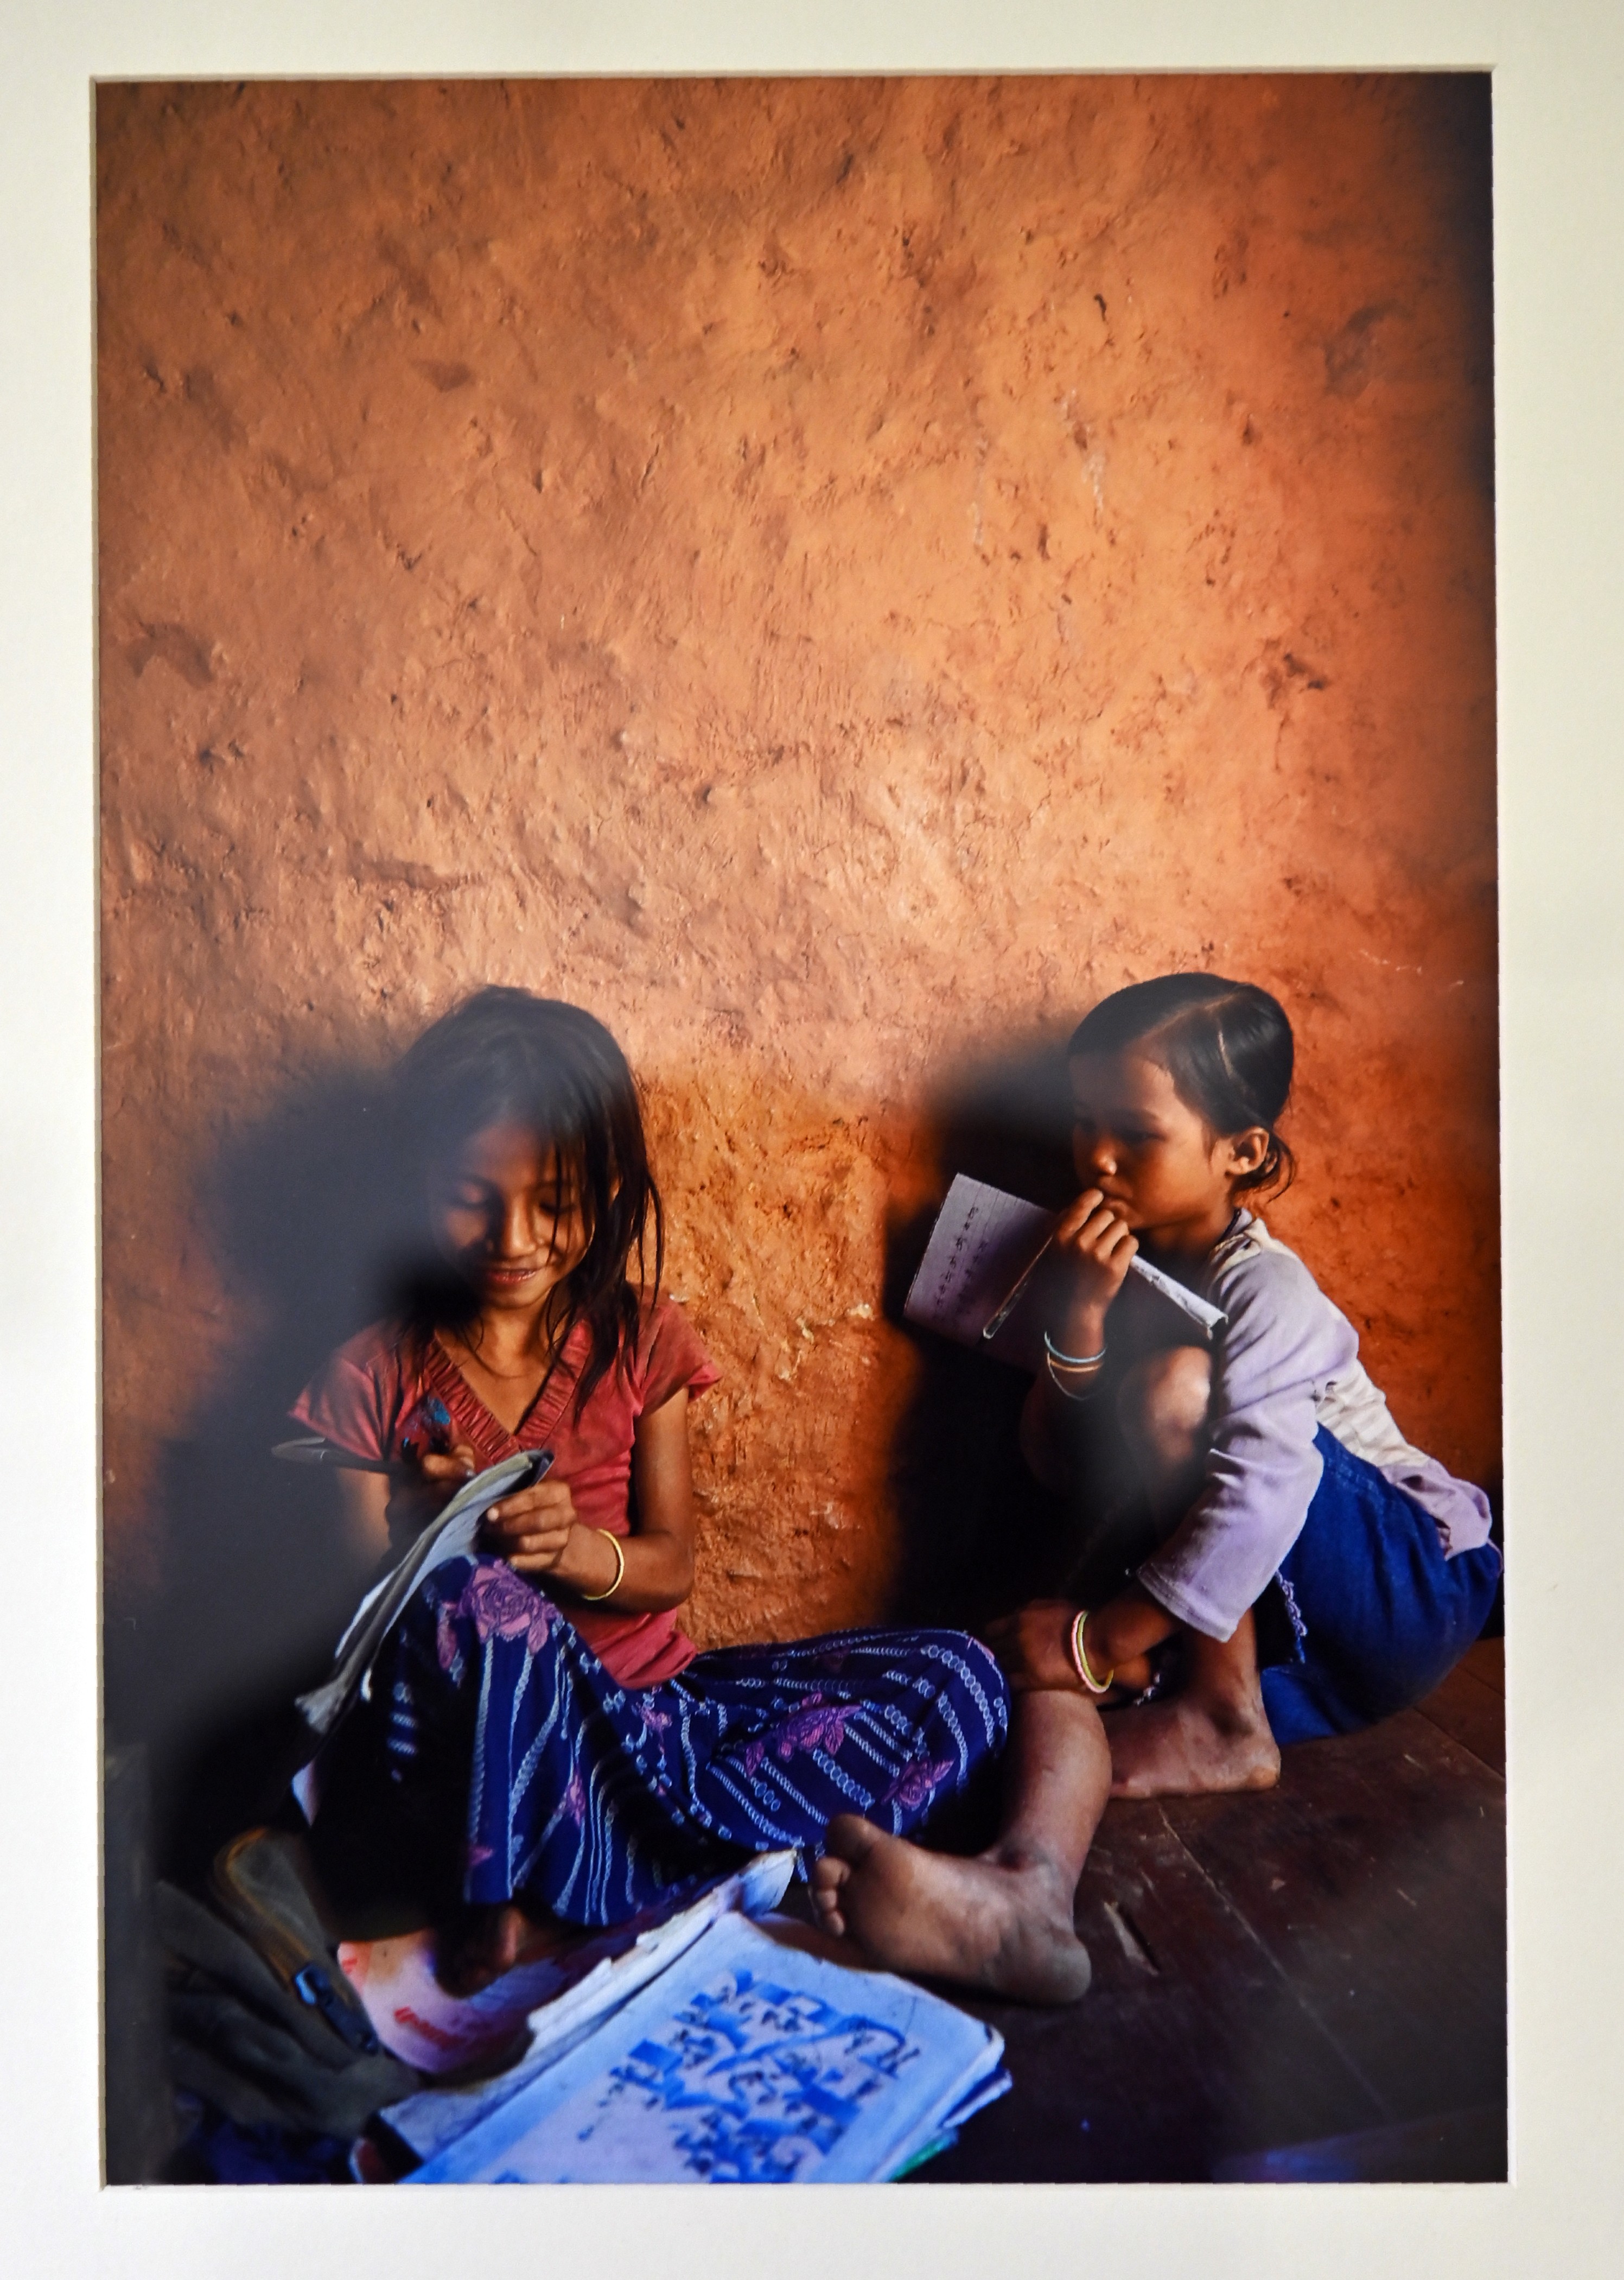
[354,1852,1008,2184]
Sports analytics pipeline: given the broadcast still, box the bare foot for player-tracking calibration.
[435,1901,577,1997]
[1106,1694,1281,1798]
[809,1815,1093,2004]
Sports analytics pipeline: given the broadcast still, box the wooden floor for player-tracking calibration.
[912,1640,1507,2184]
[111,1643,1506,2182]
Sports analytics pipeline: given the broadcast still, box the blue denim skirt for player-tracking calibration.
[1258,1427,1501,1746]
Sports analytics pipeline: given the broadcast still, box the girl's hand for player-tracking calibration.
[419,1443,477,1490]
[982,1601,1087,1694]
[982,1599,1156,1697]
[384,1440,478,1547]
[479,1476,581,1575]
[1053,1188,1138,1312]
[1047,1187,1138,1361]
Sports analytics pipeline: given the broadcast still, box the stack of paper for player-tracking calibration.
[354,1852,799,2089]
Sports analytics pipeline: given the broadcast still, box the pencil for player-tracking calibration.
[980,1235,1054,1340]
[272,1437,399,1475]
[980,1240,1227,1341]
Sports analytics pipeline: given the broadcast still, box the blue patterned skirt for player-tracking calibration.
[309,1556,1011,1928]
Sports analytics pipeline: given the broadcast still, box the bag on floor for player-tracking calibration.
[158,1828,417,2139]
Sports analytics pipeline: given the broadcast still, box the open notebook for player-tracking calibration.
[293,1448,549,1740]
[346,1852,1008,2184]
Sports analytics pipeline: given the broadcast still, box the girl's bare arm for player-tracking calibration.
[481,1388,697,1611]
[1017,1186,1138,1491]
[985,1584,1176,1695]
[1017,1375,1081,1494]
[335,1468,392,1568]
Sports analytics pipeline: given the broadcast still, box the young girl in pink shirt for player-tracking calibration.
[296,987,1106,1998]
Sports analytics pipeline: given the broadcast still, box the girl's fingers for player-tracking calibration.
[504,1534,572,1560]
[1060,1211,1127,1266]
[481,1497,574,1545]
[487,1514,575,1544]
[1062,1195,1126,1241]
[421,1449,475,1481]
[1084,1212,1139,1262]
[1054,1189,1105,1237]
[1057,1194,1109,1241]
[486,1483,574,1527]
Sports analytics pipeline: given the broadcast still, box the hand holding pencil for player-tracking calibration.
[978,1199,1226,1349]
[275,1430,481,1545]
[1047,1188,1140,1355]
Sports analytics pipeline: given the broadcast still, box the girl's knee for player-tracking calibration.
[1117,1345,1212,1460]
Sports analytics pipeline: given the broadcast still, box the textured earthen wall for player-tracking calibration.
[98,77,1496,1707]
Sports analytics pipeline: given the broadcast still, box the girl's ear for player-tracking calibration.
[1224,1126,1272,1180]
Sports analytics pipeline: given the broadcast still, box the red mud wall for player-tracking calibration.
[98,77,1497,1653]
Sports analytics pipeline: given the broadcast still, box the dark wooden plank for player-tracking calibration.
[909,1683,1507,2182]
[1157,1710,1506,2138]
[916,1800,1386,2182]
[1463,1637,1504,1695]
[1412,1651,1505,1774]
[1212,2103,1506,2183]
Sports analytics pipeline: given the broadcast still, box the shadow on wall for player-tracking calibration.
[104,1062,424,1884]
[883,1031,1101,1631]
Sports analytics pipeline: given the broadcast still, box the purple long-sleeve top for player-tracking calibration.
[1132,1213,1493,1642]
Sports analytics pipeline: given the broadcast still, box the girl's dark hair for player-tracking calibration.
[1067,974,1296,1198]
[392,986,663,1412]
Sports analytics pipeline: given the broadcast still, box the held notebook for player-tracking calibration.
[903,1173,1225,1374]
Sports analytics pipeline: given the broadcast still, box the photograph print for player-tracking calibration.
[97,73,1503,2185]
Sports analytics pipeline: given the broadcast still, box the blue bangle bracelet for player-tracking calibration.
[1043,1330,1107,1369]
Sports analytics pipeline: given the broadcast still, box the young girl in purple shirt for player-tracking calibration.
[965,972,1501,1797]
[814,966,1501,1973]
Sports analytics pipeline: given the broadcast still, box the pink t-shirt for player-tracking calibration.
[290,1298,721,1690]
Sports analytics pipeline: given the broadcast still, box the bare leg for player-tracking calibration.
[1106,1609,1281,1795]
[1117,1344,1212,1527]
[435,1898,579,1997]
[1105,1349,1282,1796]
[807,1690,1108,2003]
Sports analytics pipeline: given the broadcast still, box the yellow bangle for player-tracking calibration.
[578,1528,626,1602]
[1069,1609,1114,1695]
